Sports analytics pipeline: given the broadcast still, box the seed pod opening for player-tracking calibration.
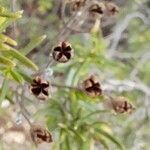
[105,2,119,16]
[30,125,52,145]
[111,96,135,114]
[89,2,106,16]
[52,41,73,63]
[83,75,102,97]
[30,76,49,100]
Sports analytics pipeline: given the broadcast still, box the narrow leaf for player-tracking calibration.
[68,127,86,142]
[0,10,23,19]
[65,137,71,150]
[1,47,38,70]
[0,18,12,32]
[0,88,14,104]
[0,78,9,104]
[0,33,7,42]
[0,43,12,51]
[96,128,124,150]
[21,35,46,55]
[16,67,32,83]
[6,95,14,104]
[9,69,24,83]
[93,133,109,150]
[0,34,17,46]
[76,110,108,127]
[0,56,16,67]
[0,65,7,71]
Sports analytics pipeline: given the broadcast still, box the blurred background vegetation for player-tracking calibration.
[0,0,149,150]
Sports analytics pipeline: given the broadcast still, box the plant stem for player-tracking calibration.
[16,88,32,127]
[51,83,82,91]
[0,77,9,105]
[90,139,94,150]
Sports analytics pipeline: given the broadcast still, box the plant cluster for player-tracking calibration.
[0,0,149,149]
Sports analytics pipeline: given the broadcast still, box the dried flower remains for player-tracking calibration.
[89,2,106,16]
[30,125,52,145]
[111,96,135,114]
[83,75,102,97]
[52,41,73,63]
[30,76,49,100]
[106,2,119,16]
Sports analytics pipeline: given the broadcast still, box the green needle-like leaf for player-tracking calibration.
[0,34,17,46]
[16,67,32,83]
[0,10,23,19]
[0,17,11,33]
[0,56,16,67]
[93,132,109,150]
[96,128,124,150]
[9,69,24,83]
[1,47,38,71]
[21,35,46,55]
[0,43,13,51]
[0,78,9,104]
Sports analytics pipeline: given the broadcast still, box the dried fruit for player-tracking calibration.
[71,0,86,11]
[111,96,135,114]
[89,2,106,16]
[30,125,52,145]
[105,2,119,16]
[52,41,73,63]
[30,76,49,100]
[83,75,102,97]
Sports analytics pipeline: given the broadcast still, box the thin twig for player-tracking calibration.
[16,87,32,127]
[109,12,148,57]
[11,0,17,40]
[103,79,150,96]
[51,83,82,91]
[60,0,90,33]
[43,0,95,71]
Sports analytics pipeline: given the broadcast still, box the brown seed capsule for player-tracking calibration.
[52,41,73,63]
[30,125,52,145]
[71,0,86,11]
[83,75,102,97]
[30,76,49,100]
[111,97,135,114]
[105,2,119,16]
[89,2,106,16]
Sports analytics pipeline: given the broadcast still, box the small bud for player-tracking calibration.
[30,76,49,100]
[105,2,119,16]
[89,2,105,16]
[83,75,102,97]
[52,41,73,63]
[110,96,135,114]
[30,125,52,145]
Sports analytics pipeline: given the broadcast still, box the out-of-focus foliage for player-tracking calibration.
[0,6,46,103]
[0,0,149,150]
